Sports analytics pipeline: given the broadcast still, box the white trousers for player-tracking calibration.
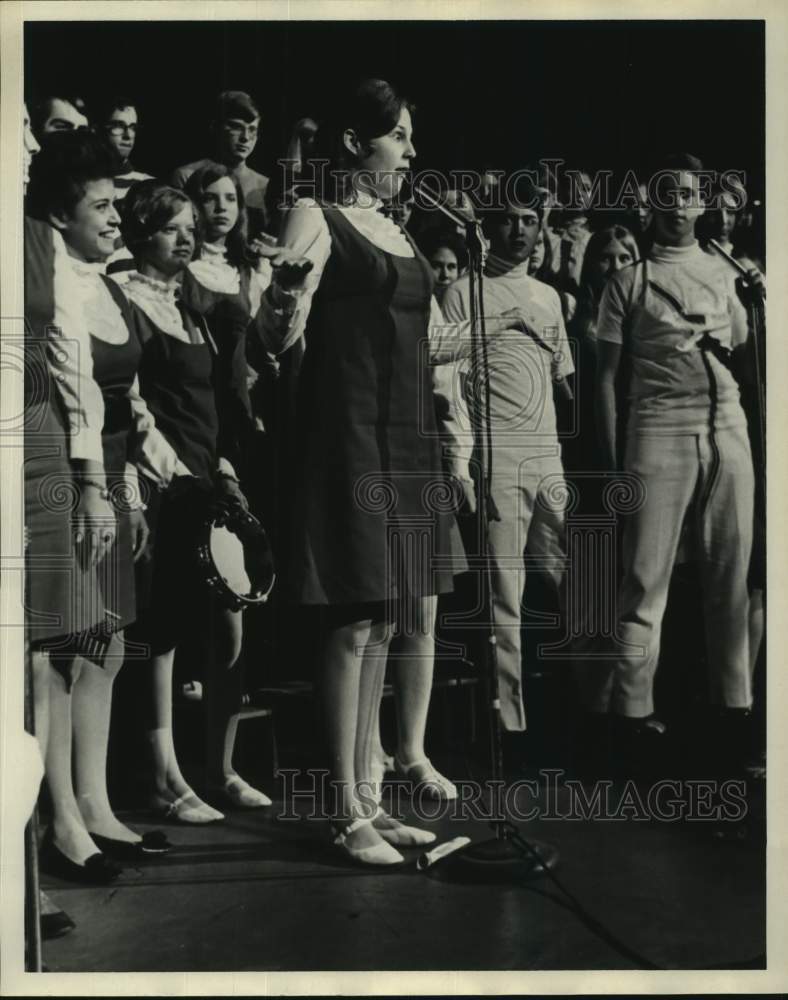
[485,453,566,731]
[583,426,754,717]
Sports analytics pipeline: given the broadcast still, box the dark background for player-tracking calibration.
[25,19,765,192]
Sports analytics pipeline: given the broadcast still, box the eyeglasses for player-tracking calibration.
[224,120,258,140]
[107,122,138,136]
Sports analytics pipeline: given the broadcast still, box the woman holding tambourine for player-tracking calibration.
[116,179,272,822]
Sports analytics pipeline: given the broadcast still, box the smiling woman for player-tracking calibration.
[25,130,176,883]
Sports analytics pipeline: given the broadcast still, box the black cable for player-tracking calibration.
[506,824,662,970]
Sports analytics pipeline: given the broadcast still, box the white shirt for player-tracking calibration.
[597,241,749,434]
[48,228,106,464]
[440,263,574,461]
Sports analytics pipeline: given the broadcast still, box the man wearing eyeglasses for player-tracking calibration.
[171,90,269,233]
[98,97,152,202]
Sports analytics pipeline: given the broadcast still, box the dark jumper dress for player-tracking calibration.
[289,206,458,606]
[125,285,251,654]
[82,276,145,637]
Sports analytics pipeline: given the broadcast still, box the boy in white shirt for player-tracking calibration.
[593,153,763,769]
[438,186,574,732]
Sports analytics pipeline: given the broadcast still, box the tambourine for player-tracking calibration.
[196,503,275,612]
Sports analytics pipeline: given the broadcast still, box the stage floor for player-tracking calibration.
[40,774,765,973]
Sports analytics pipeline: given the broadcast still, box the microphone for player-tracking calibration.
[416,836,472,871]
[413,183,476,231]
[708,238,750,278]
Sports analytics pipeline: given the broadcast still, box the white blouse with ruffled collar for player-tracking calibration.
[188,242,241,295]
[65,254,129,345]
[111,270,200,344]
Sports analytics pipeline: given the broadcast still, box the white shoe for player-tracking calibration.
[219,776,272,808]
[394,756,458,800]
[152,790,224,824]
[372,807,437,847]
[332,816,404,866]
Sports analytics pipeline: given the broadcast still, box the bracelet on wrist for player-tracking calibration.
[81,479,111,500]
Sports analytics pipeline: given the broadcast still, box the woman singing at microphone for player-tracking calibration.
[252,80,519,865]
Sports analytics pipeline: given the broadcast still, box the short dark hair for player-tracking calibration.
[213,90,260,124]
[29,94,89,135]
[184,161,249,268]
[25,129,119,221]
[478,173,545,231]
[120,179,193,257]
[651,151,705,175]
[95,95,139,126]
[417,229,468,270]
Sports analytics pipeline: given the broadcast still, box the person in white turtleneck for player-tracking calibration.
[593,153,765,773]
[438,186,574,734]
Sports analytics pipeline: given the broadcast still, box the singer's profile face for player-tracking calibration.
[487,205,541,264]
[355,106,416,202]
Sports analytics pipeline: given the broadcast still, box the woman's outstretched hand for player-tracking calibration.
[249,235,314,291]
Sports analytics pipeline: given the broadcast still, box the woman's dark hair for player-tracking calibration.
[184,162,250,269]
[25,129,120,221]
[309,78,413,201]
[120,179,193,258]
[417,229,469,273]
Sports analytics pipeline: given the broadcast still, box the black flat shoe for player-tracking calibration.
[41,908,76,939]
[40,892,76,939]
[40,833,123,885]
[88,830,172,860]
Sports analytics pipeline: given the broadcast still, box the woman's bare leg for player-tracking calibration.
[204,608,270,804]
[45,657,99,864]
[73,633,139,842]
[392,596,437,764]
[146,646,221,820]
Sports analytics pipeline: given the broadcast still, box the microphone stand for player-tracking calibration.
[708,239,765,458]
[416,185,559,881]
